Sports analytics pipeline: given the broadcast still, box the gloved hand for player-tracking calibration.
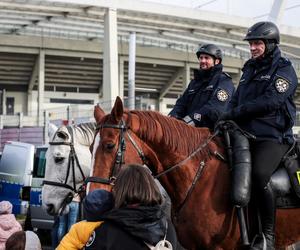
[182,115,195,126]
[214,111,233,131]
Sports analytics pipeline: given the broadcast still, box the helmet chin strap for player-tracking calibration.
[263,40,277,56]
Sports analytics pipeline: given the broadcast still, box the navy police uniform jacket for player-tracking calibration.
[228,46,298,144]
[169,64,235,129]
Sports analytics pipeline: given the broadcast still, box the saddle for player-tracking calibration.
[271,140,300,209]
[271,167,300,208]
[217,121,300,209]
[217,121,300,246]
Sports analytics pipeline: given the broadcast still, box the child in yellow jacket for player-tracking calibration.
[57,189,113,250]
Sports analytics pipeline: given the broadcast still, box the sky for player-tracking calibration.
[142,0,300,28]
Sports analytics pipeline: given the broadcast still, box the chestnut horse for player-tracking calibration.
[90,97,300,250]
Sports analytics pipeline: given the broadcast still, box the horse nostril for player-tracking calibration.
[54,157,64,164]
[46,204,55,216]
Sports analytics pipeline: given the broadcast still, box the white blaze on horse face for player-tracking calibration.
[87,133,100,193]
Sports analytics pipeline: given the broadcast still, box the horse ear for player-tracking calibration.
[48,123,58,141]
[94,105,106,123]
[111,96,123,122]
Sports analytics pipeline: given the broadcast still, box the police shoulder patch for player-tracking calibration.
[216,89,229,102]
[86,231,96,247]
[275,77,289,93]
[193,113,202,122]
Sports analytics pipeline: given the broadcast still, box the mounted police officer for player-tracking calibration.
[220,21,298,250]
[169,44,235,129]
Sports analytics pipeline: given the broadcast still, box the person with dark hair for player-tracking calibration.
[57,189,114,250]
[5,230,41,250]
[85,164,177,250]
[5,231,25,250]
[169,43,235,129]
[219,21,298,250]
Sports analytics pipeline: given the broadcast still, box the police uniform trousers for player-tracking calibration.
[250,140,289,248]
[250,140,289,189]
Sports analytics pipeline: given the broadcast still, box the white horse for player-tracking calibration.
[42,122,96,216]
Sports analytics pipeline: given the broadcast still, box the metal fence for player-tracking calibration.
[1,100,300,150]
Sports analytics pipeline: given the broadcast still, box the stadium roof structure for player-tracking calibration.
[1,0,300,58]
[0,0,300,102]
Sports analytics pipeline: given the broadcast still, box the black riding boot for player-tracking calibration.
[250,182,276,250]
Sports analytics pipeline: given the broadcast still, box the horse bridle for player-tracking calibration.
[42,126,86,213]
[85,117,220,184]
[85,119,147,185]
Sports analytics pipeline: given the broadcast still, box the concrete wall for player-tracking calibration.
[5,92,27,114]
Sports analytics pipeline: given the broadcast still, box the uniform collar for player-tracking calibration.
[194,63,223,81]
[243,46,281,72]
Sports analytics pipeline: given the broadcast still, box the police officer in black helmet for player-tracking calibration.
[220,21,298,250]
[169,44,235,129]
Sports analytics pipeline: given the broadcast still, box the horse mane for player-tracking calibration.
[129,110,211,156]
[73,122,97,146]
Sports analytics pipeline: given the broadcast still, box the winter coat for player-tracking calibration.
[0,213,22,250]
[169,64,235,129]
[228,46,298,144]
[56,221,102,250]
[85,205,176,250]
[57,189,113,250]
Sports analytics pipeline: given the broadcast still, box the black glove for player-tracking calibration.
[214,111,233,132]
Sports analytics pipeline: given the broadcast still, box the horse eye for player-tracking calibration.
[105,143,115,151]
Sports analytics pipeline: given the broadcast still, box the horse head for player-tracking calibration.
[42,123,95,216]
[90,97,158,191]
[90,97,215,202]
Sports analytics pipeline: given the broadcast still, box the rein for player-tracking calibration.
[152,130,220,217]
[154,130,219,179]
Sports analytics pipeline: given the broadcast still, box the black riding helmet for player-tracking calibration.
[196,44,223,63]
[244,21,280,54]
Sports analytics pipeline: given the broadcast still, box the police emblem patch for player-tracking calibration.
[86,231,96,247]
[275,78,289,93]
[194,113,202,122]
[217,89,228,102]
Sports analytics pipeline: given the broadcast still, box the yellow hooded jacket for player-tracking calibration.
[56,221,103,250]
